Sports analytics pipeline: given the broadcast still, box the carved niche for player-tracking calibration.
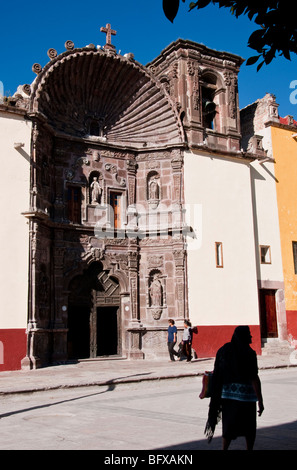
[146,255,167,320]
[89,171,103,205]
[147,171,161,209]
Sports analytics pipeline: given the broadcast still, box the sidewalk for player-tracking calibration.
[0,350,296,395]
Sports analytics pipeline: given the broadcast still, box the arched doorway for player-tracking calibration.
[67,263,121,360]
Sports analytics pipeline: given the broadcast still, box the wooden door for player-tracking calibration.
[67,186,81,224]
[110,192,121,229]
[259,289,278,338]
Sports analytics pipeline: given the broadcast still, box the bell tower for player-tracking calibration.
[147,39,244,153]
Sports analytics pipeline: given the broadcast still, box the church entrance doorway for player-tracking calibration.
[97,306,119,356]
[67,263,121,360]
[67,304,90,359]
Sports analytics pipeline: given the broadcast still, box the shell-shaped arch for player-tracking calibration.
[29,47,185,149]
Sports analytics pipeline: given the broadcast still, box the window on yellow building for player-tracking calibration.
[292,242,297,274]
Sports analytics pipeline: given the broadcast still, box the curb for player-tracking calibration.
[1,363,296,396]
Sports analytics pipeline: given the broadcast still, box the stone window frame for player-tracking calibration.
[106,187,127,230]
[215,241,224,268]
[260,245,272,265]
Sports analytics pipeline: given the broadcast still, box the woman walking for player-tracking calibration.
[205,325,264,450]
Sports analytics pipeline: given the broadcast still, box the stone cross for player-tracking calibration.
[100,23,117,50]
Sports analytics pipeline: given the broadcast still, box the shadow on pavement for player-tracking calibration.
[158,420,297,450]
[0,384,116,419]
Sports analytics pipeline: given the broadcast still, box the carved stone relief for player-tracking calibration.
[105,163,126,187]
[223,71,238,120]
[147,267,166,321]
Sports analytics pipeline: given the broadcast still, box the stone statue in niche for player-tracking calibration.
[148,174,160,209]
[147,268,166,320]
[149,179,159,200]
[149,273,163,307]
[90,177,102,204]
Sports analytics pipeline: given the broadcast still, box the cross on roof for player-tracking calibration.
[100,23,117,50]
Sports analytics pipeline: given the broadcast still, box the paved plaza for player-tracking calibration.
[0,353,297,451]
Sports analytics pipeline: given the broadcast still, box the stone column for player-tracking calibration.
[127,242,144,358]
[51,229,68,363]
[173,247,187,322]
[21,219,44,369]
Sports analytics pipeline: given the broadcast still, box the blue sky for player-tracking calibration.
[0,0,296,118]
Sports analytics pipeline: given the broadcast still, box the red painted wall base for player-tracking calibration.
[0,329,27,372]
[0,325,263,372]
[191,324,262,359]
[286,311,297,346]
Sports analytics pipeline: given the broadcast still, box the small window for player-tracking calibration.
[67,186,81,224]
[215,242,223,268]
[293,242,297,274]
[109,192,122,229]
[260,245,271,264]
[202,87,216,129]
[89,119,100,136]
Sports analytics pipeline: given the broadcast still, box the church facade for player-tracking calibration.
[0,27,292,370]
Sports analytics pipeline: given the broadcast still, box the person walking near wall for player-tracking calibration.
[167,319,178,361]
[181,320,192,362]
[205,325,264,450]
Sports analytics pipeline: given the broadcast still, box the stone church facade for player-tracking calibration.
[0,27,290,370]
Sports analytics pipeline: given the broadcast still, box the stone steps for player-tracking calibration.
[261,339,295,356]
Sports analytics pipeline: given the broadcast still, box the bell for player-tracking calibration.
[203,100,216,114]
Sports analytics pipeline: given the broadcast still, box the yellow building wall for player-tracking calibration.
[272,126,297,314]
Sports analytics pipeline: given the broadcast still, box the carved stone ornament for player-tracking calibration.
[65,169,75,181]
[22,84,31,96]
[148,255,164,268]
[32,63,42,74]
[65,40,75,51]
[47,48,58,60]
[105,163,126,187]
[151,308,163,320]
[223,71,237,119]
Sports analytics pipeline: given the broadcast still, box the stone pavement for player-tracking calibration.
[1,349,296,395]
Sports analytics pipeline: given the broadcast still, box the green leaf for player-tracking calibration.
[282,49,291,61]
[189,2,198,10]
[264,48,276,65]
[257,60,265,72]
[246,55,261,66]
[248,29,265,48]
[163,0,180,23]
[196,0,211,9]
